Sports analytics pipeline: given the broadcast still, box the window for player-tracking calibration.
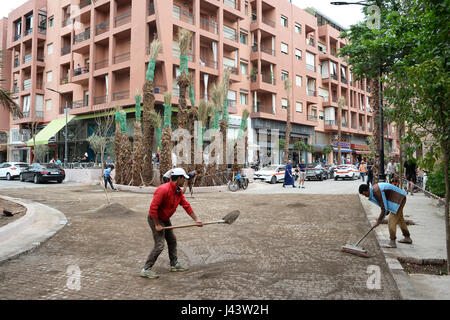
[296,101,303,113]
[45,99,52,111]
[296,75,302,87]
[47,43,53,55]
[46,71,52,82]
[245,4,248,16]
[281,70,289,81]
[281,42,288,54]
[240,62,248,75]
[281,98,288,109]
[319,111,324,120]
[240,32,248,45]
[306,51,315,71]
[240,93,248,105]
[295,49,302,60]
[49,16,54,27]
[295,23,301,35]
[281,16,288,27]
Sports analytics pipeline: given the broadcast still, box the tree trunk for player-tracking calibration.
[370,78,381,184]
[176,73,190,172]
[121,134,133,185]
[114,125,122,184]
[398,121,405,189]
[159,126,173,183]
[142,81,155,184]
[220,118,228,173]
[189,107,198,173]
[284,101,291,164]
[132,121,145,186]
[442,140,450,274]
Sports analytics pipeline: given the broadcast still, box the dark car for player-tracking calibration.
[20,163,65,184]
[324,164,337,178]
[305,164,328,181]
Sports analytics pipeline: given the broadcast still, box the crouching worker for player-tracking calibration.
[359,183,412,248]
[141,168,203,279]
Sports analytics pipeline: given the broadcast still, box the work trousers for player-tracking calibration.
[143,215,178,270]
[104,176,114,189]
[388,198,410,240]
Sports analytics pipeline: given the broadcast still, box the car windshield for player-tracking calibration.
[44,164,60,169]
[15,163,28,167]
[338,166,350,169]
[262,166,279,171]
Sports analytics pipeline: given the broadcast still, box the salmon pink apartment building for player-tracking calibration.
[0,0,399,165]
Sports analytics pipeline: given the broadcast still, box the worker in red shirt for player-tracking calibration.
[140,168,203,279]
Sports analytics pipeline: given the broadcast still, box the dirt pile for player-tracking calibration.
[89,202,136,217]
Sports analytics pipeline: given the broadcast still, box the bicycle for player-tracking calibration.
[228,175,249,192]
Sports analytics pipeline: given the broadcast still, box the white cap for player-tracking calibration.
[171,168,190,179]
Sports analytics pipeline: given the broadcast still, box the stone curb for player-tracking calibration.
[0,198,67,264]
[0,196,35,243]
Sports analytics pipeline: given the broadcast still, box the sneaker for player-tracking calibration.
[302,186,305,189]
[398,237,413,244]
[140,268,159,279]
[383,240,397,248]
[170,263,189,272]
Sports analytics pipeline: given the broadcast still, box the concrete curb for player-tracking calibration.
[0,197,68,264]
[0,196,36,243]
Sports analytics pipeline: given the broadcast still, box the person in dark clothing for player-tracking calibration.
[282,160,296,188]
[103,165,116,190]
[183,169,200,198]
[404,158,417,195]
[366,161,374,186]
[297,159,307,189]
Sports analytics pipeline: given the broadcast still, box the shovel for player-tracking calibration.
[162,210,240,230]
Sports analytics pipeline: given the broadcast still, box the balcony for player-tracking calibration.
[95,21,109,36]
[14,34,21,42]
[94,59,108,70]
[325,120,338,126]
[37,54,44,62]
[260,45,275,56]
[61,45,71,56]
[148,2,155,16]
[223,26,238,42]
[307,115,318,122]
[199,58,218,69]
[79,0,92,10]
[173,6,194,25]
[94,95,108,105]
[359,126,365,132]
[341,78,347,84]
[342,122,348,127]
[224,0,239,10]
[74,29,90,44]
[332,97,338,103]
[62,18,72,28]
[72,99,89,109]
[114,11,131,28]
[23,53,32,64]
[261,74,275,85]
[14,58,20,68]
[36,80,43,90]
[35,110,44,118]
[306,38,315,47]
[330,74,338,81]
[200,17,218,35]
[13,85,19,94]
[73,67,89,77]
[38,26,46,35]
[60,76,69,85]
[113,90,130,101]
[306,64,316,72]
[262,17,275,28]
[25,29,33,36]
[23,79,31,91]
[351,123,357,129]
[22,111,30,118]
[114,52,130,64]
[307,89,317,97]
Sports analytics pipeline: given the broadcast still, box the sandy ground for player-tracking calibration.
[0,185,401,300]
[0,198,26,228]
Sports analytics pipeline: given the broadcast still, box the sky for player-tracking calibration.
[1,0,366,29]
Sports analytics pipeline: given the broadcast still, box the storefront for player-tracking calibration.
[332,141,353,164]
[351,144,371,163]
[0,131,8,163]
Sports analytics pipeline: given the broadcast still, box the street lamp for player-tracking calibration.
[330,1,386,182]
[46,88,69,166]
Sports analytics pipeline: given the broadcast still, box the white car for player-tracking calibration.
[334,164,361,180]
[0,162,29,180]
[253,165,296,184]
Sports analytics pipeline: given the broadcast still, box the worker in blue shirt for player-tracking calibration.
[104,165,116,190]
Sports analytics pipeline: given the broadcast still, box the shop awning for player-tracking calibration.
[333,148,353,153]
[27,116,75,146]
[355,150,371,155]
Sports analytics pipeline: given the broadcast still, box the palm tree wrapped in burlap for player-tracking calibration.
[176,29,192,131]
[119,110,133,185]
[142,38,161,185]
[233,109,250,174]
[131,92,145,186]
[159,92,173,183]
[114,107,123,184]
[194,100,209,186]
[219,70,231,178]
[283,78,292,164]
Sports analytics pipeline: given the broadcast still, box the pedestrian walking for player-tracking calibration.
[183,169,200,198]
[386,159,398,184]
[282,160,296,188]
[366,160,374,186]
[297,159,307,189]
[404,158,417,195]
[140,168,203,279]
[104,165,116,190]
[360,160,367,182]
[359,183,412,248]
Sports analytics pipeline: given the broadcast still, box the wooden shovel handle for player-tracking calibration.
[162,220,224,230]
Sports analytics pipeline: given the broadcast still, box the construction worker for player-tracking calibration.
[359,183,412,248]
[141,168,203,279]
[360,160,367,182]
[103,165,116,190]
[183,169,200,198]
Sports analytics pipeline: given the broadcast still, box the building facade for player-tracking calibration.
[0,0,399,165]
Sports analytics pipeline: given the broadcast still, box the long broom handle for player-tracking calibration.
[354,225,377,246]
[162,220,224,230]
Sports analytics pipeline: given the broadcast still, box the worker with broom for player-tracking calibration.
[359,183,412,248]
[141,168,203,279]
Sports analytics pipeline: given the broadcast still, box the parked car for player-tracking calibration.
[0,162,29,180]
[324,164,337,179]
[20,163,66,184]
[253,165,295,184]
[305,164,328,181]
[334,164,361,180]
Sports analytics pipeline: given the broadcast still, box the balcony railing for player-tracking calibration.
[25,29,33,36]
[74,29,90,44]
[113,90,130,101]
[262,17,275,28]
[95,21,109,36]
[306,38,315,47]
[79,0,92,10]
[199,58,218,69]
[60,76,69,85]
[38,26,46,35]
[148,3,155,16]
[14,58,20,68]
[37,54,44,62]
[114,11,131,27]
[14,34,21,41]
[330,74,338,81]
[260,45,275,56]
[73,67,89,76]
[94,95,108,105]
[23,79,31,90]
[341,78,347,84]
[23,53,32,64]
[332,97,338,103]
[228,99,237,108]
[173,6,194,25]
[307,89,316,97]
[35,110,44,118]
[261,74,275,85]
[61,45,71,56]
[325,120,337,126]
[36,80,43,90]
[23,111,30,118]
[224,0,239,10]
[200,17,218,34]
[307,115,318,122]
[306,64,316,72]
[359,126,365,132]
[172,47,194,62]
[94,59,108,70]
[223,26,238,42]
[62,18,72,28]
[72,99,88,109]
[342,122,348,127]
[114,52,130,64]
[351,123,357,129]
[224,66,238,75]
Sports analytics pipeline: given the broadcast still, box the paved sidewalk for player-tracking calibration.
[360,192,450,300]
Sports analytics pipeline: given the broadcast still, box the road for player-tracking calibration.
[0,181,400,300]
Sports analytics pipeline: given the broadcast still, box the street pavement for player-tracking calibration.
[0,179,83,189]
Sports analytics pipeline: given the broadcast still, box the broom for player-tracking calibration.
[341,225,377,258]
[162,210,240,230]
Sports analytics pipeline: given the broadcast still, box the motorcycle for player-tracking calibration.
[228,175,249,192]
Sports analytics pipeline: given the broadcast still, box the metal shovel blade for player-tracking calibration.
[222,210,240,225]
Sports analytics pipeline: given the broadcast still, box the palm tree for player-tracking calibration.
[283,78,292,164]
[176,28,193,131]
[159,92,173,183]
[338,97,345,165]
[233,109,250,174]
[0,50,21,117]
[131,93,145,186]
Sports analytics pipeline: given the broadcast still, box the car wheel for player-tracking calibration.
[20,173,25,182]
[242,179,248,190]
[320,174,323,181]
[6,173,11,181]
[57,179,63,184]
[34,175,40,184]
[334,177,338,181]
[352,174,355,180]
[270,176,277,184]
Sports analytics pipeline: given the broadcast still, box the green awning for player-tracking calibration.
[27,116,75,146]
